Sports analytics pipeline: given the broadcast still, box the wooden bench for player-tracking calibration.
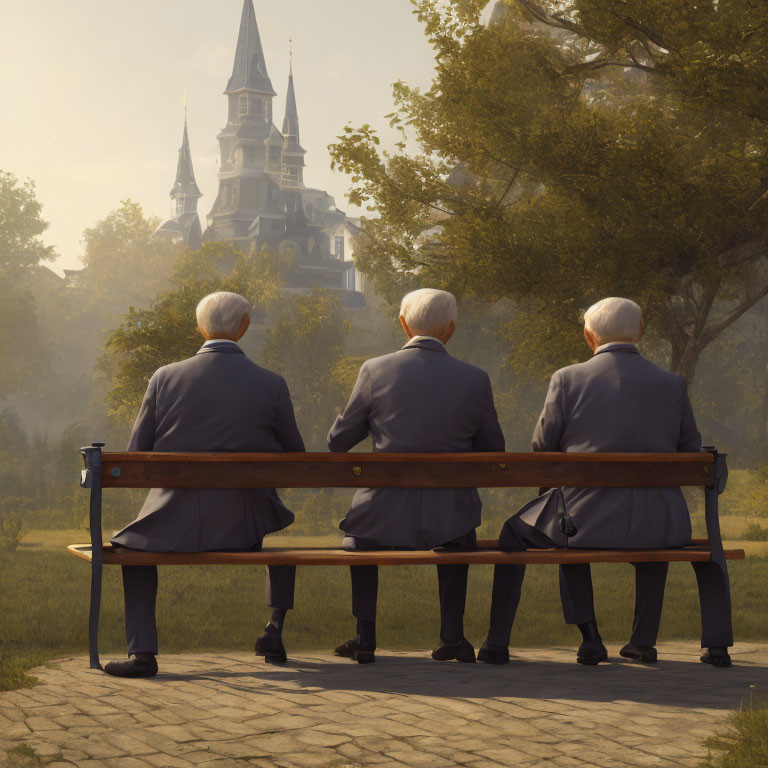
[71,444,743,669]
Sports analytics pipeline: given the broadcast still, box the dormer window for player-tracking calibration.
[238,94,249,116]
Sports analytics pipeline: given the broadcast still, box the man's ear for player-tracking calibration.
[234,313,251,341]
[441,320,456,344]
[636,319,645,343]
[399,315,414,339]
[584,327,598,353]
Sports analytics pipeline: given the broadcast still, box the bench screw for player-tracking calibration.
[111,467,121,478]
[352,466,362,477]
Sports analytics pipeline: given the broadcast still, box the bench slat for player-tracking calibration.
[67,544,745,566]
[100,451,714,489]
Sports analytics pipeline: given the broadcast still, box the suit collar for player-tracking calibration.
[196,340,245,355]
[400,338,448,354]
[593,342,640,357]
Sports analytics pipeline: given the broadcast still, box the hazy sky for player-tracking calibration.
[1,1,493,273]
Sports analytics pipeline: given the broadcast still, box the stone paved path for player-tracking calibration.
[1,643,766,768]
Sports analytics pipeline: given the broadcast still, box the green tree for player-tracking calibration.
[330,0,768,383]
[102,242,284,426]
[79,199,179,310]
[263,289,351,447]
[0,171,54,272]
[0,172,55,396]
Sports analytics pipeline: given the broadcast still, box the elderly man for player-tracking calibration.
[105,291,305,678]
[481,297,733,667]
[328,288,505,664]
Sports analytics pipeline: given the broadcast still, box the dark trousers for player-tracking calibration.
[346,532,474,651]
[487,515,734,649]
[121,564,296,655]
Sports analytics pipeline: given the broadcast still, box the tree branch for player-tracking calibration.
[566,57,658,75]
[514,0,586,36]
[700,281,768,346]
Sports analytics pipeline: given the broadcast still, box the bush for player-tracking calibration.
[701,698,768,767]
[0,511,26,552]
[742,522,768,541]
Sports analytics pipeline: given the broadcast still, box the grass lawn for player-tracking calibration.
[2,523,766,691]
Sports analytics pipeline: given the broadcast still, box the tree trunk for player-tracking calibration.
[674,343,702,387]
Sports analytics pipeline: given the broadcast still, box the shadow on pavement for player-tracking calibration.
[164,651,764,710]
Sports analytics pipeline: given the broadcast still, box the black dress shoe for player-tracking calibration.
[432,638,476,663]
[255,624,287,664]
[620,643,658,663]
[576,641,608,666]
[104,653,158,678]
[477,643,509,665]
[701,647,732,668]
[334,637,375,663]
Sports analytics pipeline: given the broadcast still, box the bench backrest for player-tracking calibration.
[97,451,714,489]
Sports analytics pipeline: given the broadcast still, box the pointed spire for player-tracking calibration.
[170,117,202,198]
[226,0,275,95]
[282,52,300,140]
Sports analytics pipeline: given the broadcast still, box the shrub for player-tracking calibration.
[701,696,768,767]
[742,522,768,541]
[0,511,26,552]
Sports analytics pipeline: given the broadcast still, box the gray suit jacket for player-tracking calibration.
[328,338,505,548]
[111,341,305,552]
[521,343,701,548]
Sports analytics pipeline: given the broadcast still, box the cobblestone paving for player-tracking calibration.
[1,643,765,768]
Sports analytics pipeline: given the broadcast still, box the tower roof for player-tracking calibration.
[226,0,276,95]
[170,118,202,198]
[282,62,300,139]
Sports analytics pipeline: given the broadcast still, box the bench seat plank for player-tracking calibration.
[67,543,745,566]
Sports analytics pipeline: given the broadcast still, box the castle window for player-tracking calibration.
[174,198,184,216]
[335,235,345,260]
[269,146,282,165]
[284,166,299,186]
[238,94,249,116]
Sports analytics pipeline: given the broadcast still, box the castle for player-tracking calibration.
[153,0,365,308]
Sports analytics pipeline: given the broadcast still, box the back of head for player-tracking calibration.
[196,292,252,337]
[400,288,458,337]
[583,297,642,344]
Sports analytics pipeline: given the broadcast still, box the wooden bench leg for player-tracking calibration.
[81,443,105,670]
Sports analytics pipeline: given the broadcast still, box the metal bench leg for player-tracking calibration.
[81,443,105,670]
[700,446,732,647]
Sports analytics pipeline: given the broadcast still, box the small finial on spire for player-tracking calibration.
[289,37,293,74]
[184,92,188,119]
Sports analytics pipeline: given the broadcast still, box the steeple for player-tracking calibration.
[152,111,202,250]
[281,44,306,189]
[282,42,300,140]
[225,0,276,95]
[170,117,202,199]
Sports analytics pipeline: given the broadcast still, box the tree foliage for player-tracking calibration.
[0,171,54,272]
[102,241,284,426]
[330,0,768,382]
[79,199,179,309]
[263,290,351,447]
[0,171,56,396]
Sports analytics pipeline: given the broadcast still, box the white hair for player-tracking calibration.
[400,288,458,336]
[196,292,252,336]
[583,297,643,343]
